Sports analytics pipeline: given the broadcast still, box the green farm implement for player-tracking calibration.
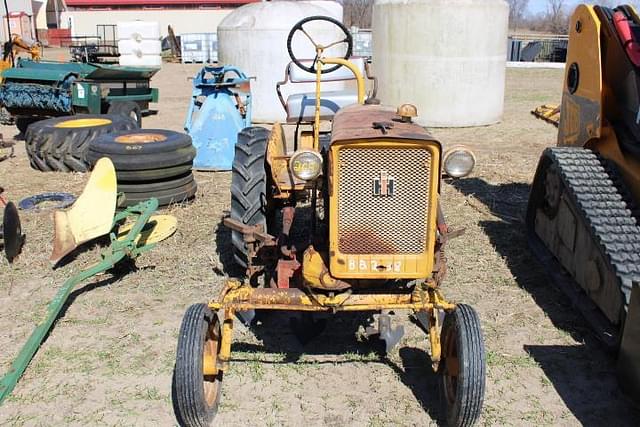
[0,59,159,131]
[0,158,175,404]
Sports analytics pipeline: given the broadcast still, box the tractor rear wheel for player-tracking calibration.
[25,115,138,172]
[15,116,39,134]
[173,304,223,427]
[230,126,271,270]
[108,101,142,128]
[439,304,486,427]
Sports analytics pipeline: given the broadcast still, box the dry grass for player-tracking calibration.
[0,57,638,426]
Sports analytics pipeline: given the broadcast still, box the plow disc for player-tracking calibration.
[1,201,24,262]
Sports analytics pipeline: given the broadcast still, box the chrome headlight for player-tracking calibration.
[443,146,476,178]
[289,149,323,181]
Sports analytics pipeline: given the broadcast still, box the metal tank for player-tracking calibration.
[373,0,508,127]
[218,1,345,123]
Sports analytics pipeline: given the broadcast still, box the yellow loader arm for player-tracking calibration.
[531,104,560,127]
[0,34,42,78]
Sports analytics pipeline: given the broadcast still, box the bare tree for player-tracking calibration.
[343,0,374,28]
[547,0,568,34]
[508,0,530,31]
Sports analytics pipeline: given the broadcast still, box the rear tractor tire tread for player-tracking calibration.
[16,116,40,134]
[107,101,142,128]
[230,126,270,269]
[24,114,138,172]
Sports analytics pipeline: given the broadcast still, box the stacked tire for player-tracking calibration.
[25,115,138,172]
[87,129,197,207]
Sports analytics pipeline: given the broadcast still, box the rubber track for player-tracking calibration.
[548,147,640,309]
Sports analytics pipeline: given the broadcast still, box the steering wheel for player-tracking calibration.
[286,15,353,74]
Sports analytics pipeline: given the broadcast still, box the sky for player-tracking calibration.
[524,0,632,16]
[528,0,579,15]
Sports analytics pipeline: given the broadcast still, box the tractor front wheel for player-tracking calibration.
[230,126,271,270]
[173,304,223,427]
[439,304,486,427]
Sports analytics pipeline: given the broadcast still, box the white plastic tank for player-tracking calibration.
[118,21,162,68]
[218,1,346,123]
[180,33,216,63]
[372,0,508,127]
[302,0,344,19]
[117,21,161,41]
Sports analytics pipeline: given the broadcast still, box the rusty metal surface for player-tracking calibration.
[280,206,296,256]
[223,217,276,245]
[302,246,352,291]
[208,280,457,375]
[330,104,439,144]
[276,259,300,288]
[337,147,432,254]
[223,217,277,278]
[210,281,456,313]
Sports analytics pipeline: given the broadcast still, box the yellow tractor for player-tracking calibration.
[527,4,640,402]
[172,16,484,426]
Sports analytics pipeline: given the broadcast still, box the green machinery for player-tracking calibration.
[0,158,176,404]
[0,199,160,404]
[0,59,159,131]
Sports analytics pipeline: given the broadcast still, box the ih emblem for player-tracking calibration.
[373,170,395,197]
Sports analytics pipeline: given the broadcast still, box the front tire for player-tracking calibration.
[439,304,486,427]
[230,127,271,270]
[173,304,223,427]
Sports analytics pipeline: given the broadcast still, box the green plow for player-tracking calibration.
[0,198,160,404]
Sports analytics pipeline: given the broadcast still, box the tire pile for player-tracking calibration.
[24,113,197,207]
[25,115,138,172]
[87,129,197,207]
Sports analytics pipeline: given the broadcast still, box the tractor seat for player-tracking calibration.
[286,90,358,123]
[277,57,375,124]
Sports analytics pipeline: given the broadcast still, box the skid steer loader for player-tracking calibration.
[527,4,640,403]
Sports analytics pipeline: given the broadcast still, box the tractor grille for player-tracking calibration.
[337,147,432,254]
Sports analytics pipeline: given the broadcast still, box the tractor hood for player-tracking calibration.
[330,103,440,145]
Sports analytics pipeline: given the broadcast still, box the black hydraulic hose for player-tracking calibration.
[3,0,12,66]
